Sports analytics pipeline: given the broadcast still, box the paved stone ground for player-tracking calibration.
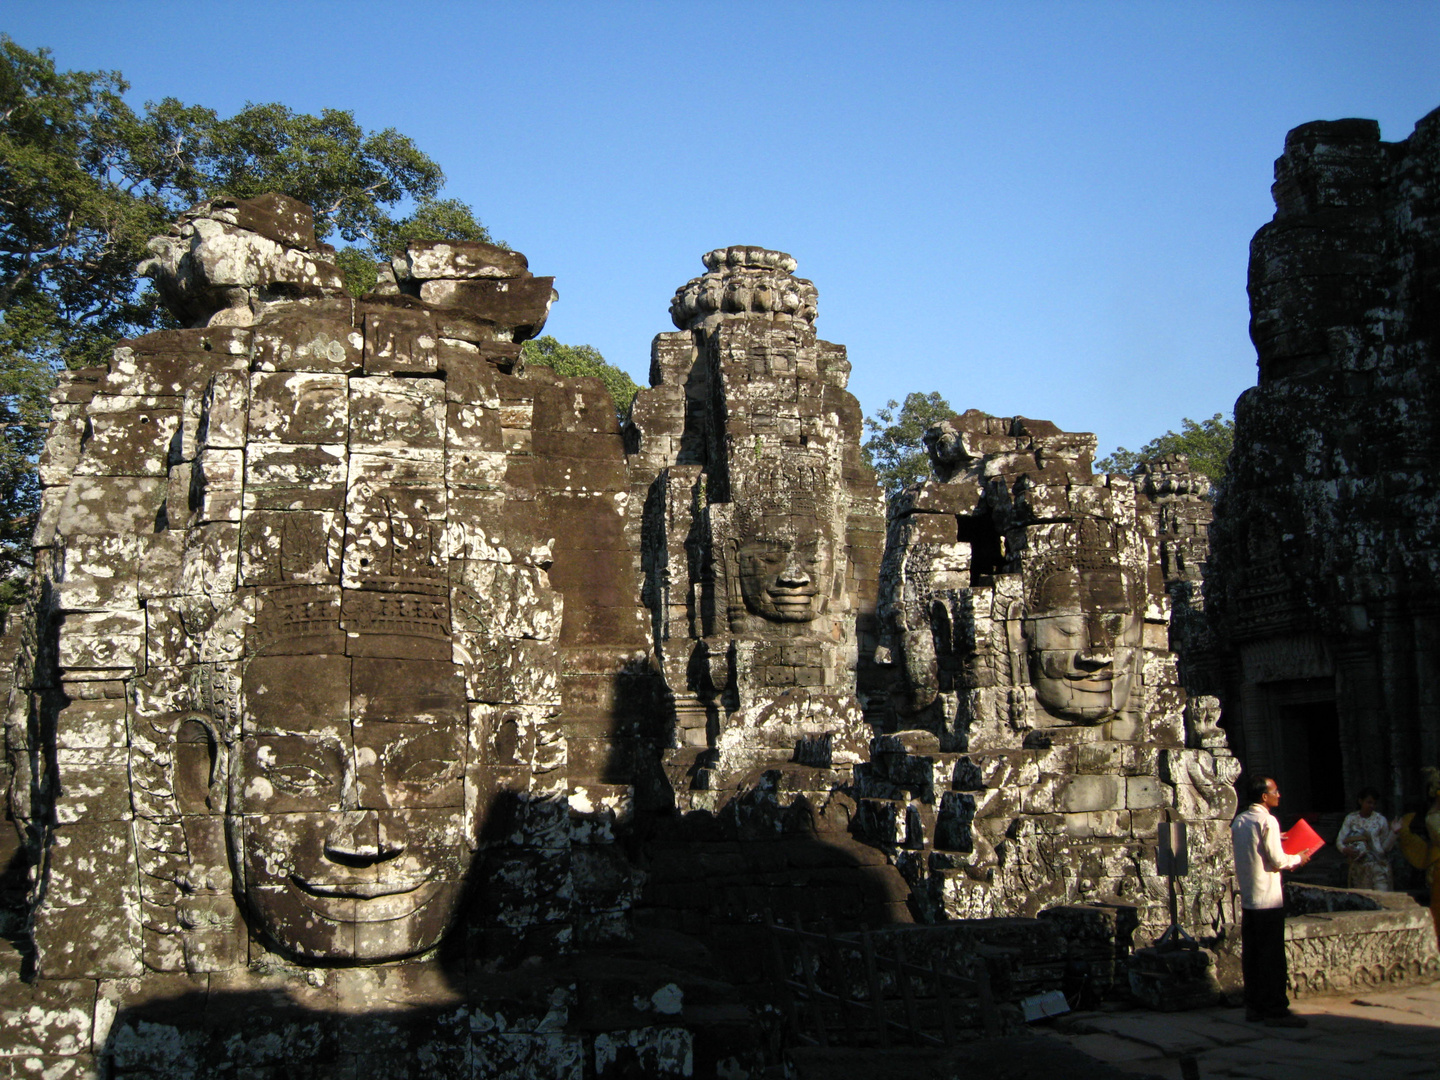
[1037,982,1440,1079]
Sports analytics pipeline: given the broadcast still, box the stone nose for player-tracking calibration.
[1076,619,1115,666]
[340,746,394,813]
[323,811,403,869]
[776,551,812,587]
[1079,614,1121,659]
[776,566,812,587]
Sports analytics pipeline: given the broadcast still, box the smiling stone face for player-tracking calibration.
[231,649,470,962]
[1024,566,1143,723]
[736,522,834,624]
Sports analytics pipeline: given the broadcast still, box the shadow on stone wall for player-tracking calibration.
[83,701,914,1079]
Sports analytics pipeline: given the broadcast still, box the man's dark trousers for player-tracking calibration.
[1241,906,1289,1016]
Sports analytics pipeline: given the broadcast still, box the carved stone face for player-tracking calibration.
[231,651,470,962]
[736,519,834,623]
[1024,567,1142,722]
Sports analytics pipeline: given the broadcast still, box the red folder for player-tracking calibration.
[1281,817,1325,857]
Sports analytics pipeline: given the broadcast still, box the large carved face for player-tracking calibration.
[735,514,835,623]
[230,649,470,962]
[1024,566,1142,722]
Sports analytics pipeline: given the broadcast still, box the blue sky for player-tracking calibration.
[7,1,1439,457]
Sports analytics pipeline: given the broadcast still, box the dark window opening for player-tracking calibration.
[1278,699,1345,816]
[956,515,1004,587]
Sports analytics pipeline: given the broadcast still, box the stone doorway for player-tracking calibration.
[1278,697,1345,817]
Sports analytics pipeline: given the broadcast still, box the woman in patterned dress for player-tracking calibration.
[1336,786,1395,891]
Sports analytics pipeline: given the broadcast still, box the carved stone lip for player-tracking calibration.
[287,876,446,923]
[290,874,428,899]
[767,590,817,604]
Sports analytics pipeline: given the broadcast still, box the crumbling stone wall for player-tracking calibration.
[866,410,1239,939]
[1136,455,1217,694]
[1204,107,1440,816]
[1284,883,1440,998]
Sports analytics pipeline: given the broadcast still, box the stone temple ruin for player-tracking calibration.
[865,411,1236,938]
[2,106,1439,1076]
[1203,109,1440,827]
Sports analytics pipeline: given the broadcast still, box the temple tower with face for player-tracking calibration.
[625,247,888,817]
[4,193,648,980]
[869,410,1239,937]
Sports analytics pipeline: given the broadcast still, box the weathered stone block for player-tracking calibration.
[1057,774,1123,814]
[472,1033,584,1080]
[348,376,445,449]
[453,561,563,641]
[54,534,140,611]
[419,277,556,339]
[239,509,341,585]
[446,448,508,492]
[342,483,446,586]
[251,299,362,372]
[193,369,249,455]
[55,696,127,749]
[75,406,180,478]
[396,241,530,281]
[55,476,166,536]
[188,218,344,294]
[57,609,146,673]
[243,443,347,510]
[178,522,240,597]
[37,416,86,487]
[192,447,244,523]
[447,400,503,453]
[106,329,250,398]
[0,978,96,1056]
[54,747,132,824]
[460,637,561,705]
[35,831,142,976]
[249,371,348,443]
[364,307,439,374]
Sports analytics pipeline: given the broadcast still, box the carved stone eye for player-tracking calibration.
[266,764,334,797]
[400,758,457,784]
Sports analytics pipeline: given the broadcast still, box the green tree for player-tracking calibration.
[1095,413,1235,483]
[520,335,639,417]
[0,38,491,590]
[862,391,954,493]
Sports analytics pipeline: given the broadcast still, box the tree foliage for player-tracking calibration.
[0,37,491,589]
[520,335,639,417]
[1095,413,1235,483]
[861,391,954,493]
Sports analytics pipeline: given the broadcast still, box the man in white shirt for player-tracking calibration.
[1231,775,1313,1027]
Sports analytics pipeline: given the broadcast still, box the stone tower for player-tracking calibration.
[868,410,1238,936]
[1205,108,1440,818]
[627,246,887,812]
